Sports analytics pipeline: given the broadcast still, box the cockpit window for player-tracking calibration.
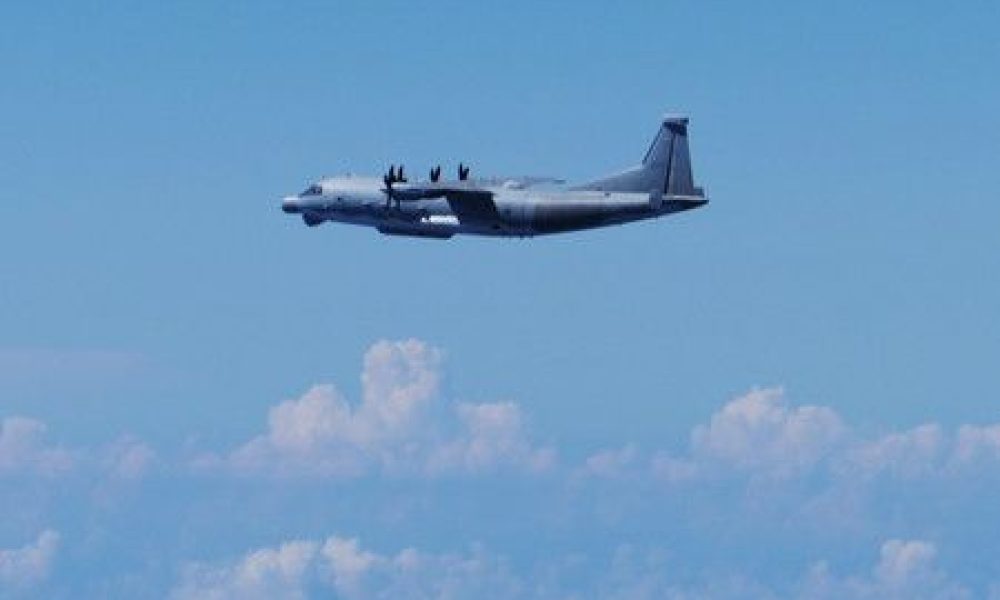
[301,184,323,196]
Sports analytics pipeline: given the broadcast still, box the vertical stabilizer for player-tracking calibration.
[577,114,704,198]
[660,116,696,196]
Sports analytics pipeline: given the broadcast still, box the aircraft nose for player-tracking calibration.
[281,196,300,214]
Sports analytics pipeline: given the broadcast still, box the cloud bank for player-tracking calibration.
[6,339,1000,597]
[583,386,1000,486]
[170,534,976,600]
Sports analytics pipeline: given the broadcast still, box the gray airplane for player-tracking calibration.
[280,115,707,238]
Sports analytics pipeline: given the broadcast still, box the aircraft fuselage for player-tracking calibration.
[281,178,705,239]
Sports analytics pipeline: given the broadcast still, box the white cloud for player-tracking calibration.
[844,424,945,478]
[799,539,970,600]
[101,435,156,480]
[220,384,369,477]
[602,387,849,484]
[0,417,73,475]
[830,420,1000,480]
[202,340,552,478]
[577,388,1000,486]
[581,444,639,479]
[202,340,441,477]
[172,536,523,600]
[0,530,59,589]
[0,415,158,485]
[952,424,1000,465]
[691,387,846,477]
[649,452,698,483]
[171,536,981,600]
[359,338,442,439]
[874,539,939,589]
[170,539,318,600]
[427,402,555,474]
[320,537,381,598]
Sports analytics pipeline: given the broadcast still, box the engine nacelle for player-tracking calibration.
[302,213,324,227]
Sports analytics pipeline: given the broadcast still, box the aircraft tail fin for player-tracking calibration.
[576,115,705,198]
[651,116,699,196]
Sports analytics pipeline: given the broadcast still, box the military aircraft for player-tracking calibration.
[280,115,707,238]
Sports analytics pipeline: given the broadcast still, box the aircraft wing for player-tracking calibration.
[389,180,484,200]
[502,176,565,189]
[443,189,500,225]
[474,176,565,189]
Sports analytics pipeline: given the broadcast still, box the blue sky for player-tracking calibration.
[2,1,1000,597]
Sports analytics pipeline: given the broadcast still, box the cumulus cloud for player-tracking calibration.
[171,539,318,600]
[200,339,553,478]
[171,536,522,600]
[835,421,1000,481]
[580,444,639,479]
[648,452,698,483]
[220,384,371,477]
[581,387,1000,487]
[101,435,156,480]
[359,338,442,438]
[320,537,380,598]
[875,539,939,589]
[690,387,846,477]
[587,387,848,483]
[11,346,1000,597]
[800,539,970,600]
[844,424,945,479]
[0,417,73,475]
[0,530,59,589]
[170,535,981,600]
[320,537,523,599]
[0,415,158,486]
[952,424,1000,465]
[427,402,555,474]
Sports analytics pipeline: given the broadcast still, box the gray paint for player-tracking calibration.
[280,115,707,238]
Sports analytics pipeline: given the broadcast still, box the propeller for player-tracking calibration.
[383,164,399,208]
[382,163,424,209]
[458,163,470,181]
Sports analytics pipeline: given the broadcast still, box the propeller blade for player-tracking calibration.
[399,165,406,182]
